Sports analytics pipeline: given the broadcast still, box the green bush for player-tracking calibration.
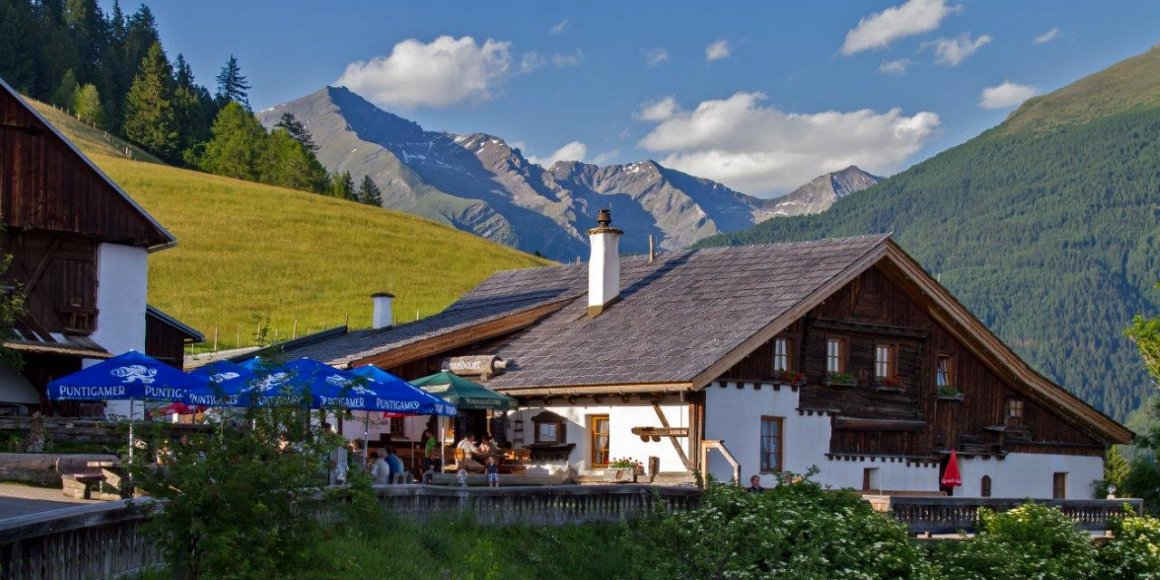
[627,478,929,579]
[1098,510,1160,579]
[936,502,1100,580]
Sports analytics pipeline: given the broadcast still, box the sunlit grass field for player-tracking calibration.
[30,100,552,349]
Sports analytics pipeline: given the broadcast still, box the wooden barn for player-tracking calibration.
[0,76,200,416]
[273,213,1131,499]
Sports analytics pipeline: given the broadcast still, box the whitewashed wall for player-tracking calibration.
[511,403,691,475]
[702,381,940,490]
[91,243,148,419]
[956,453,1102,499]
[0,363,40,405]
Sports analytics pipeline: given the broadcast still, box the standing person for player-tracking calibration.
[322,422,348,485]
[369,449,390,485]
[386,446,406,484]
[456,436,484,473]
[485,455,500,488]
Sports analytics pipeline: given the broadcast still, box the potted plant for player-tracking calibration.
[877,375,903,390]
[824,372,857,387]
[775,369,805,385]
[937,385,964,400]
[609,457,643,481]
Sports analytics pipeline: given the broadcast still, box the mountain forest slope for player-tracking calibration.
[699,49,1160,420]
[30,99,552,349]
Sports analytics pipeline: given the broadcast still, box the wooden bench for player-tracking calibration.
[61,473,106,499]
[59,458,127,500]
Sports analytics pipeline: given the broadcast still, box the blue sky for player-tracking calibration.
[123,1,1160,197]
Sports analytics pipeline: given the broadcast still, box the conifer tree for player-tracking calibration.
[123,41,178,158]
[275,112,316,151]
[215,55,251,109]
[199,101,267,181]
[262,129,329,193]
[172,54,215,159]
[52,69,79,111]
[73,83,103,127]
[357,175,383,206]
[330,171,356,201]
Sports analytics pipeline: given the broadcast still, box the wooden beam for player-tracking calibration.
[20,235,62,298]
[499,383,693,398]
[834,417,926,432]
[352,299,572,369]
[812,318,927,339]
[652,402,691,470]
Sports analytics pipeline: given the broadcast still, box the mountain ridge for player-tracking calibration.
[258,87,879,260]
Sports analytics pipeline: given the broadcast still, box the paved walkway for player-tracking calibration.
[0,483,100,521]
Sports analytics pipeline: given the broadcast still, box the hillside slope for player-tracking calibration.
[698,49,1160,420]
[29,99,551,349]
[259,87,778,259]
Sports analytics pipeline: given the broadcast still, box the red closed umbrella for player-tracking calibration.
[941,450,962,487]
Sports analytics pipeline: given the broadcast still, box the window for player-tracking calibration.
[760,416,783,473]
[1006,399,1024,425]
[874,344,897,378]
[826,338,846,374]
[862,468,878,491]
[388,417,405,436]
[531,411,567,444]
[981,475,992,498]
[936,355,955,387]
[773,338,792,372]
[589,415,610,468]
[1053,472,1067,499]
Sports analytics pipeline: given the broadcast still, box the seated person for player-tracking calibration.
[455,436,484,473]
[369,449,390,485]
[385,446,406,484]
[479,436,494,456]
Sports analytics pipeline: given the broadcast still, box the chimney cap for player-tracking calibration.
[372,291,395,298]
[587,208,623,236]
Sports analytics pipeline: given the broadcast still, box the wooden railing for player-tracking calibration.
[0,499,158,579]
[376,484,702,526]
[887,496,1144,535]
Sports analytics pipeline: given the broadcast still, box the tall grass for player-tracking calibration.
[307,513,634,580]
[28,99,553,349]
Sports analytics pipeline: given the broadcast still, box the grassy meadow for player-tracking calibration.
[31,99,553,349]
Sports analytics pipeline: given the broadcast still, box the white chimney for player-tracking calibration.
[371,292,395,330]
[587,209,623,316]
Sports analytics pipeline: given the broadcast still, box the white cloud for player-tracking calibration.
[1033,28,1060,45]
[337,36,511,108]
[636,97,680,122]
[520,49,584,72]
[978,81,1036,109]
[842,0,961,55]
[591,149,621,165]
[643,48,669,66]
[878,59,914,76]
[705,40,731,61]
[637,91,939,195]
[550,19,569,35]
[528,141,588,166]
[922,33,991,66]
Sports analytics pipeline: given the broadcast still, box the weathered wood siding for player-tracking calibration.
[0,87,166,247]
[721,264,1103,458]
[0,231,97,335]
[145,314,186,369]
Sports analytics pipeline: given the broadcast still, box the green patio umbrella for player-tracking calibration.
[411,371,517,471]
[411,371,516,411]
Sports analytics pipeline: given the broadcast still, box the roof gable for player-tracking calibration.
[0,77,175,249]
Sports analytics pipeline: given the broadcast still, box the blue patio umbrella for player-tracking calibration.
[47,350,209,460]
[346,365,458,460]
[185,360,256,407]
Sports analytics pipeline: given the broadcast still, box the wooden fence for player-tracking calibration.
[888,496,1144,535]
[0,499,158,579]
[376,484,703,526]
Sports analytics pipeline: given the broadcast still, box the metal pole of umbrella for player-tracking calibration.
[362,412,370,463]
[438,418,445,478]
[128,397,134,463]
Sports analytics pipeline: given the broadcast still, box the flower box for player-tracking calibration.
[823,373,857,387]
